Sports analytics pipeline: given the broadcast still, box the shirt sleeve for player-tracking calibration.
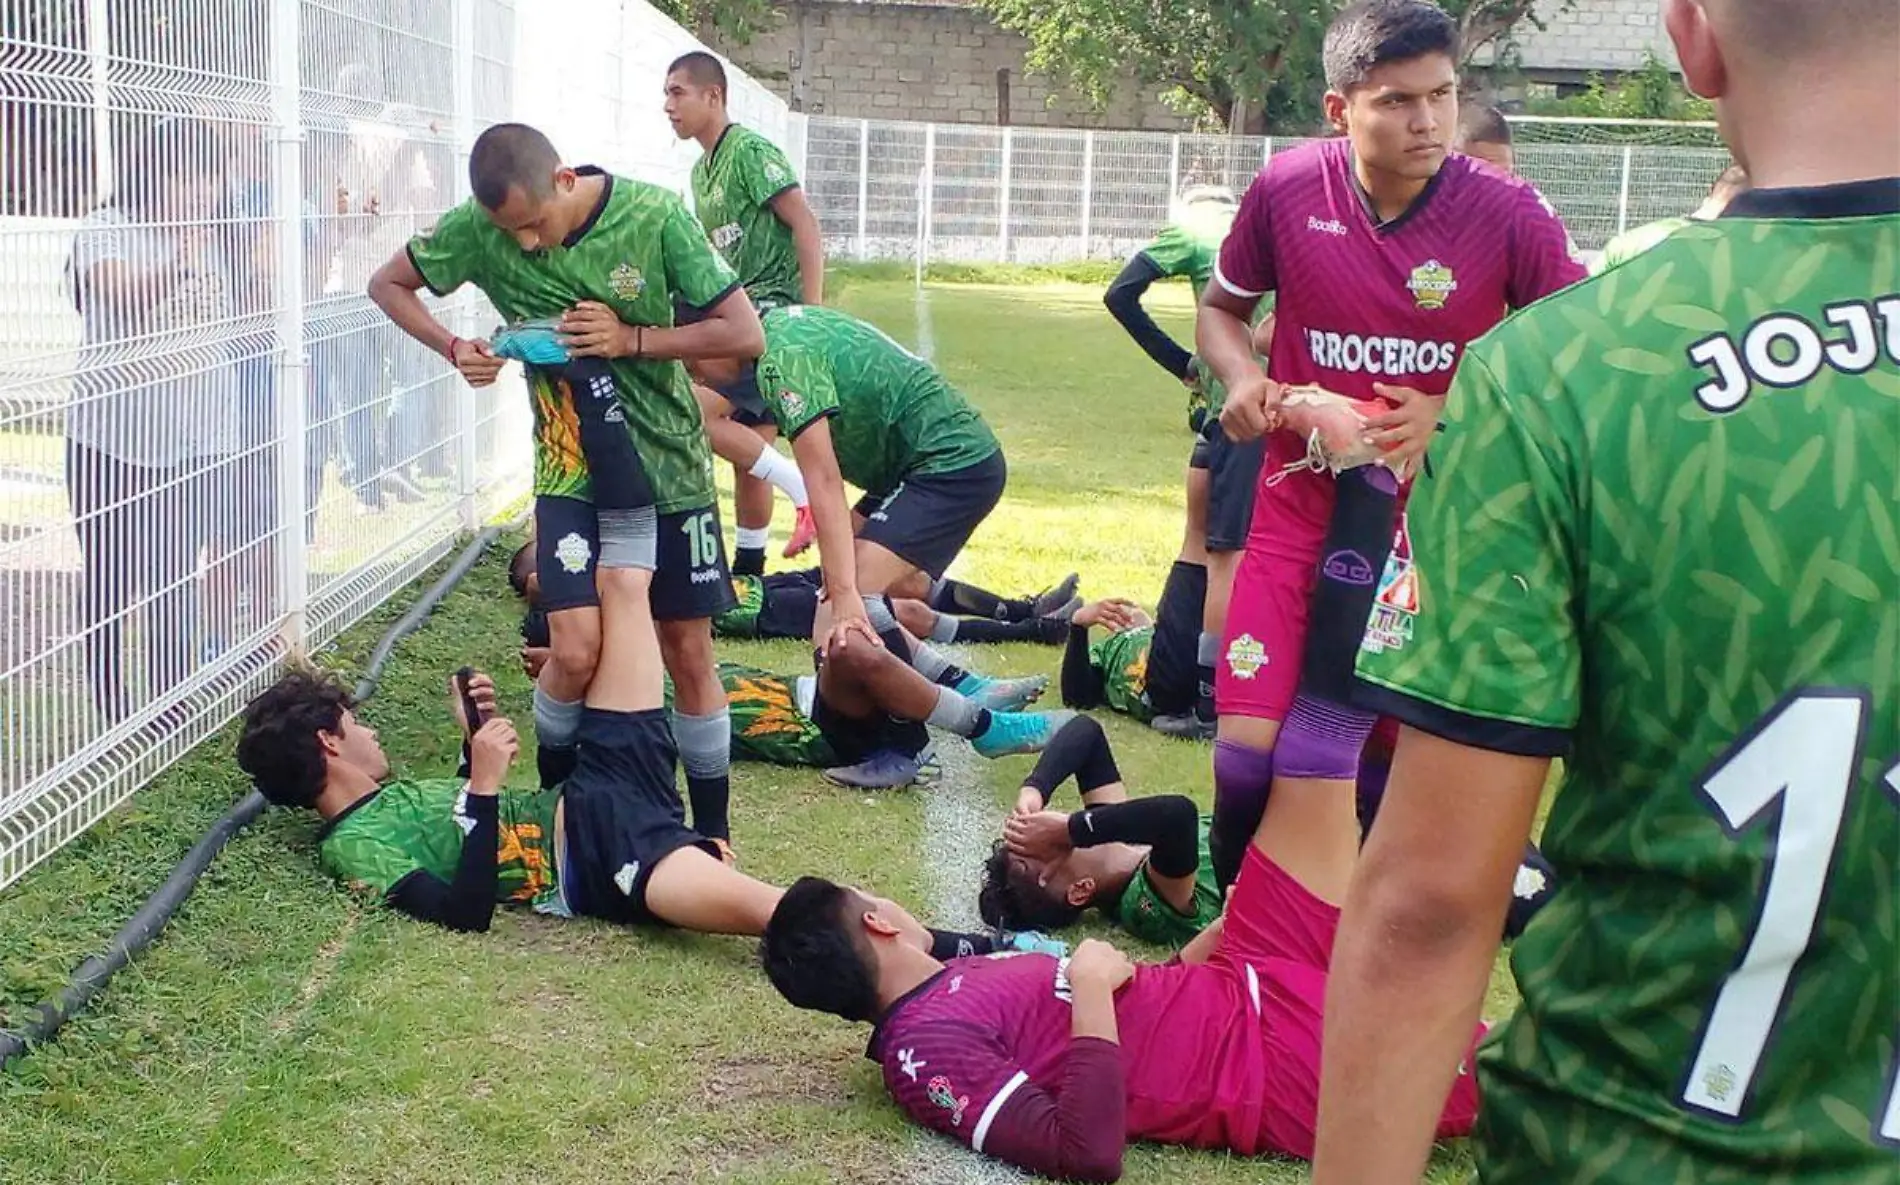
[661,191,742,312]
[884,1020,1126,1182]
[1505,185,1587,310]
[1139,224,1197,278]
[320,828,425,899]
[405,199,487,297]
[740,134,801,208]
[757,343,839,439]
[1214,167,1276,300]
[1353,339,1582,757]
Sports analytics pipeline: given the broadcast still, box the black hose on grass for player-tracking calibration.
[0,524,507,1070]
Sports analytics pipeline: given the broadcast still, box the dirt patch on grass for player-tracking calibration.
[698,1050,854,1111]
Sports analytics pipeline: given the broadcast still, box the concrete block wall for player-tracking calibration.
[713,0,1193,131]
[1507,0,1679,72]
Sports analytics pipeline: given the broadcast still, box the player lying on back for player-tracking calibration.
[509,542,1071,789]
[1196,0,1584,899]
[667,51,827,574]
[1059,597,1198,728]
[710,563,1080,647]
[1314,0,1900,1179]
[980,713,1554,949]
[758,717,1489,1181]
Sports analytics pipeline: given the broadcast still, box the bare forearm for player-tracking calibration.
[1312,889,1499,1182]
[368,271,454,358]
[795,225,825,305]
[802,460,859,600]
[641,316,764,363]
[1194,302,1263,391]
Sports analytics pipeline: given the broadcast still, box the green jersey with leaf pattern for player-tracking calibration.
[407,170,735,512]
[1140,220,1223,298]
[1357,187,1900,1184]
[1595,215,1693,274]
[318,779,562,912]
[662,661,835,767]
[712,574,767,637]
[1091,625,1155,723]
[1114,813,1222,948]
[691,124,803,309]
[756,304,998,496]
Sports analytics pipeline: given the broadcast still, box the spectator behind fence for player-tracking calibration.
[65,116,241,725]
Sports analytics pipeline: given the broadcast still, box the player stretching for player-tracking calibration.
[1196,0,1582,896]
[1059,597,1199,728]
[369,122,757,857]
[667,51,823,572]
[1315,0,1899,1179]
[760,735,1488,1180]
[1102,186,1262,740]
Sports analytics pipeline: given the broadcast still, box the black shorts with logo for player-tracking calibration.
[809,687,929,767]
[560,707,719,925]
[537,498,737,621]
[852,449,1007,580]
[757,568,823,640]
[716,362,772,429]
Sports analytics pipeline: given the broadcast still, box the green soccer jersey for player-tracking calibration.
[1139,219,1224,298]
[318,779,563,912]
[1357,187,1900,1183]
[691,124,804,309]
[407,170,735,512]
[1114,814,1221,948]
[712,574,766,638]
[1091,625,1155,723]
[756,305,999,496]
[719,662,835,767]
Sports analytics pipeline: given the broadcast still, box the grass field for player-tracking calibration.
[0,276,1511,1184]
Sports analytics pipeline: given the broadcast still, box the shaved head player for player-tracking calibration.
[1314,0,1900,1181]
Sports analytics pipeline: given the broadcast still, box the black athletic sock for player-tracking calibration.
[930,577,1031,622]
[686,773,731,842]
[732,546,766,577]
[964,707,997,738]
[951,615,1052,644]
[537,744,579,790]
[557,358,653,512]
[1145,560,1207,717]
[1195,665,1216,723]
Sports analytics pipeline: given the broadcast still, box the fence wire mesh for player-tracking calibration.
[802,114,1731,264]
[0,0,784,889]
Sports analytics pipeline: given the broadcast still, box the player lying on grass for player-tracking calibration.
[1197,0,1584,903]
[981,715,1554,949]
[510,543,1071,791]
[1059,597,1198,729]
[759,725,1489,1181]
[705,562,1080,647]
[689,304,1012,665]
[237,665,1062,960]
[368,120,756,860]
[668,50,826,575]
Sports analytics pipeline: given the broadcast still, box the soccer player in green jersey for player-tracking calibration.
[1058,597,1198,729]
[367,122,758,856]
[667,51,825,577]
[1594,161,1750,273]
[977,715,1224,950]
[1314,0,1900,1180]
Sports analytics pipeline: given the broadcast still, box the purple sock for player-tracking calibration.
[1212,738,1275,890]
[1274,693,1379,781]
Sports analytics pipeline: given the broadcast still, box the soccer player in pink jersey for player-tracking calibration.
[1193,0,1583,900]
[759,775,1485,1180]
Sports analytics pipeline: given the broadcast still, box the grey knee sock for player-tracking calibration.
[597,506,658,571]
[928,613,959,644]
[671,708,731,779]
[925,686,988,738]
[910,641,958,683]
[1196,630,1221,667]
[533,684,584,749]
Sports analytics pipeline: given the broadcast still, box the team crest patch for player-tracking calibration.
[609,262,647,301]
[1362,517,1418,654]
[765,161,789,186]
[613,862,641,897]
[1406,259,1457,310]
[927,1076,971,1126]
[778,388,806,419]
[1225,633,1267,680]
[555,531,593,575]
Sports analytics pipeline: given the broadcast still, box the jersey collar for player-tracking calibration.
[562,166,614,248]
[864,967,950,1062]
[1722,177,1900,220]
[704,122,739,170]
[315,783,385,840]
[1347,146,1450,235]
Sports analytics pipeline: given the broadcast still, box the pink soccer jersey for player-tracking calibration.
[1211,139,1584,724]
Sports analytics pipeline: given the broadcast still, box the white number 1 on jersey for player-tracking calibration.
[1681,690,1898,1148]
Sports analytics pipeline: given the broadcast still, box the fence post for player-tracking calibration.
[269,0,308,653]
[1263,135,1273,166]
[919,122,936,281]
[998,125,1012,263]
[451,0,479,531]
[1168,133,1180,198]
[1615,145,1634,236]
[86,0,111,198]
[856,118,869,259]
[1079,129,1094,256]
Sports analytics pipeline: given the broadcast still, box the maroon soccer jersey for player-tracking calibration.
[1214,138,1583,400]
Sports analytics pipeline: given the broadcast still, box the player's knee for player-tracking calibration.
[891,598,935,637]
[824,639,886,685]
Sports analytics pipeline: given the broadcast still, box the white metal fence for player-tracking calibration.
[800,115,1732,264]
[0,0,788,889]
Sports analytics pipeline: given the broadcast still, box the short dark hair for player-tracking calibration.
[977,842,1085,932]
[1323,0,1460,92]
[507,540,534,598]
[759,877,882,1023]
[468,122,560,212]
[1458,103,1512,147]
[236,669,355,809]
[667,50,728,97]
